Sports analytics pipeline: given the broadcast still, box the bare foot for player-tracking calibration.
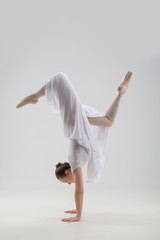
[118,71,133,96]
[16,93,39,109]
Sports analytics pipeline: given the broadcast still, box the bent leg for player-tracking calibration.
[87,71,133,127]
[87,94,122,127]
[16,86,45,109]
[87,116,112,127]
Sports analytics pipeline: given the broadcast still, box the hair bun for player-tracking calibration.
[56,162,62,168]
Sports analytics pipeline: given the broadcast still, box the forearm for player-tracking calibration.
[74,191,84,219]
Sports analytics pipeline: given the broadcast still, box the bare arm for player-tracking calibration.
[61,167,84,223]
[73,167,84,219]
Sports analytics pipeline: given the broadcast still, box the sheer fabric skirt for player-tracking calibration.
[44,72,109,183]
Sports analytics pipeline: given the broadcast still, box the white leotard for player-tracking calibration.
[44,72,109,183]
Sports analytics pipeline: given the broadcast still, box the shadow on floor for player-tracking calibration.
[80,211,158,225]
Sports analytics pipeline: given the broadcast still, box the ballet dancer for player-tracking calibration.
[16,71,133,223]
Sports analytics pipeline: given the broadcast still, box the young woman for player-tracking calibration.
[16,71,133,223]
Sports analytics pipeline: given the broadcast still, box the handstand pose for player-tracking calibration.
[16,71,133,223]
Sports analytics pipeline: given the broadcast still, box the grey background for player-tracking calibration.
[0,0,160,196]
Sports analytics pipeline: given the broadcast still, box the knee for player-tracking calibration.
[107,121,113,127]
[57,72,67,81]
[104,116,113,127]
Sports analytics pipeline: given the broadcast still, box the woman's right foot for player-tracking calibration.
[118,71,133,96]
[16,93,39,109]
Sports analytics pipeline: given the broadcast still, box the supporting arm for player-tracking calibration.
[74,191,84,219]
[61,167,84,222]
[74,167,84,219]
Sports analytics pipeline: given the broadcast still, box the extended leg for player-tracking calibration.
[16,86,45,109]
[87,71,133,127]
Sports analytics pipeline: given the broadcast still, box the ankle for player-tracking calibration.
[118,92,123,97]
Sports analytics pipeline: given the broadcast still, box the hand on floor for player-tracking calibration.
[61,216,80,223]
[64,209,77,214]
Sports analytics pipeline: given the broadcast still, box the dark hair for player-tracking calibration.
[55,162,71,179]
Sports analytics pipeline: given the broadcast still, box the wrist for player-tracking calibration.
[76,214,81,220]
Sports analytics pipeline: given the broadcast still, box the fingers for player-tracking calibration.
[61,218,74,223]
[64,210,75,214]
[64,209,77,213]
[61,218,70,222]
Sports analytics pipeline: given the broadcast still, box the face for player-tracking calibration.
[59,169,75,184]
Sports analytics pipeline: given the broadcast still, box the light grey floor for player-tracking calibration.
[0,186,160,240]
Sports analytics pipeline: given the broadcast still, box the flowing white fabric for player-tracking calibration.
[44,72,109,183]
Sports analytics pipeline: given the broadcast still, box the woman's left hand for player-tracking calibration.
[61,216,80,223]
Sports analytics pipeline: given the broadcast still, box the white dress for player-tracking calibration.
[44,72,109,183]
